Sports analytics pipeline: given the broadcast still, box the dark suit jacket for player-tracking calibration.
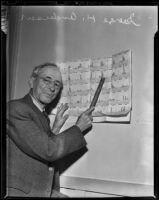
[7,94,87,197]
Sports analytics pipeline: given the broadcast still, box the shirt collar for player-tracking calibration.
[29,94,44,112]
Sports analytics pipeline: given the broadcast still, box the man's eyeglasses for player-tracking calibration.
[39,77,62,90]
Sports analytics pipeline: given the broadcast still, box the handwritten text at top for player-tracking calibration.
[20,12,141,27]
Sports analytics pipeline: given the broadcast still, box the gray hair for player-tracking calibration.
[31,62,59,78]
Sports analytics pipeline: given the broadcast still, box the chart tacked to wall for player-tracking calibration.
[52,49,132,122]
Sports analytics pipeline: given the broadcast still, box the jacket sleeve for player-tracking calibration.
[7,101,87,163]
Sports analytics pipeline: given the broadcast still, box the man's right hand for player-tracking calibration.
[75,107,95,132]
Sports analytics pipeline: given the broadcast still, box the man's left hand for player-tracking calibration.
[51,103,69,134]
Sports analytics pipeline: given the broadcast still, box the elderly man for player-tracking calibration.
[7,62,94,197]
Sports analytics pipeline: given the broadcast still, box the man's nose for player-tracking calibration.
[49,82,55,91]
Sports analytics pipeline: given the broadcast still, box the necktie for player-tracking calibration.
[42,111,50,125]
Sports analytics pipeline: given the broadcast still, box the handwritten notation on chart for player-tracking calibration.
[20,11,141,27]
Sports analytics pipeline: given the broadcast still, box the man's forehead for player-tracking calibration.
[39,66,62,80]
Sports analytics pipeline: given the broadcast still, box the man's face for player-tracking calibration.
[31,66,62,106]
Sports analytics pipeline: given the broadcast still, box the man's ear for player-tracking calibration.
[28,77,35,88]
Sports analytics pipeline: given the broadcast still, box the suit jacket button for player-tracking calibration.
[49,167,53,171]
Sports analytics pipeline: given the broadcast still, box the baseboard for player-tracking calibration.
[60,175,154,197]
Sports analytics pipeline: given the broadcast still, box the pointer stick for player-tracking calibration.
[90,74,105,108]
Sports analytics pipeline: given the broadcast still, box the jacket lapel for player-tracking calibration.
[21,94,51,132]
